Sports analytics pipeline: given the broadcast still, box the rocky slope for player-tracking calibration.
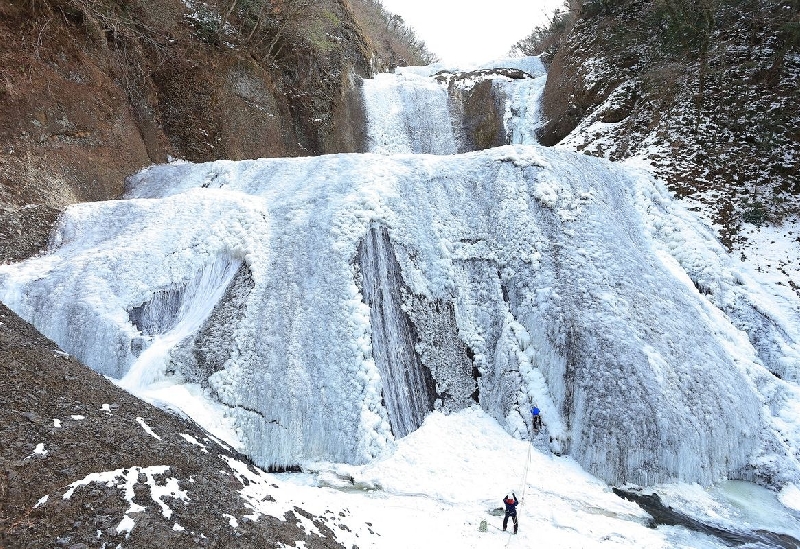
[0,302,355,548]
[538,0,799,249]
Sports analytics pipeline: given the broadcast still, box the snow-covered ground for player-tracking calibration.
[219,407,800,548]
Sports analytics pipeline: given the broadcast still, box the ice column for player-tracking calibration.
[358,225,437,437]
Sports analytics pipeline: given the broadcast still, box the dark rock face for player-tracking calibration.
[538,0,799,247]
[356,225,438,437]
[356,225,476,437]
[460,79,507,151]
[0,205,61,264]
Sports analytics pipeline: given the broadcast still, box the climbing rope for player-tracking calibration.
[503,430,534,547]
[520,437,533,502]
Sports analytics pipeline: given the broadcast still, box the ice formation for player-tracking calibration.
[1,58,799,487]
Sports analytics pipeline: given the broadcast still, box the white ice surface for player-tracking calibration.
[216,407,791,548]
[363,71,457,154]
[2,144,799,487]
[780,483,800,512]
[1,56,799,522]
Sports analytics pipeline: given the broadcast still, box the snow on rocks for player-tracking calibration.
[222,513,238,528]
[62,466,187,535]
[136,417,162,440]
[179,433,208,453]
[27,442,48,459]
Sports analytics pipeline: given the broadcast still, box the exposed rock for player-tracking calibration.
[538,0,799,247]
[436,68,537,152]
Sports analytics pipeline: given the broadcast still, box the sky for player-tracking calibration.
[379,0,567,67]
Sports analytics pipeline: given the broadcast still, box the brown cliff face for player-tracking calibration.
[0,0,390,263]
[538,0,799,247]
[435,68,535,153]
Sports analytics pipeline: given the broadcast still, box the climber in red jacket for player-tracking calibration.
[502,493,519,534]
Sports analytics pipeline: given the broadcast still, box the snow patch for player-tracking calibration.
[62,466,187,534]
[29,443,48,458]
[222,513,238,528]
[180,433,209,453]
[136,417,162,440]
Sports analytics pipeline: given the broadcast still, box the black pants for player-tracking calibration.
[533,415,542,429]
[503,512,518,533]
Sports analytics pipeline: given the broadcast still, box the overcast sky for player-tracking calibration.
[379,0,566,67]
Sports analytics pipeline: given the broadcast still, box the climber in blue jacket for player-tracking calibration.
[503,493,519,533]
[531,405,542,431]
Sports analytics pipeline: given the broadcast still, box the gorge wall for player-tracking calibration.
[0,0,434,263]
[537,0,799,248]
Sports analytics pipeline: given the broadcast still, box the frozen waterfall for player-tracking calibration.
[1,58,799,487]
[362,59,548,155]
[362,71,458,154]
[357,225,437,437]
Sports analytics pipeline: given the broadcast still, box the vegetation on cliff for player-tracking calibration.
[517,0,799,248]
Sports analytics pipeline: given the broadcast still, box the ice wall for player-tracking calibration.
[2,146,799,486]
[0,193,247,380]
[2,56,799,486]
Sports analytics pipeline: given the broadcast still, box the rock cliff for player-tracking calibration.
[538,0,799,248]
